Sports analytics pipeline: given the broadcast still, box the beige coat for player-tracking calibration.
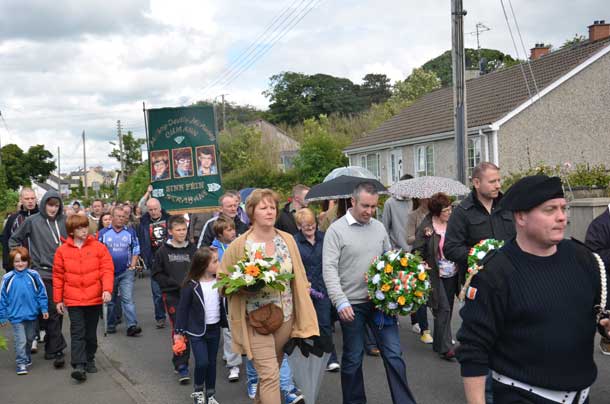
[219,228,319,359]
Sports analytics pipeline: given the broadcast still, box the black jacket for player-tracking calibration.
[152,241,197,293]
[198,215,248,247]
[443,191,515,283]
[1,204,39,271]
[585,206,610,268]
[412,215,442,311]
[276,202,299,235]
[137,210,171,268]
[294,230,326,295]
[175,279,228,337]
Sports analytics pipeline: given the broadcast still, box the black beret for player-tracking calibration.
[500,175,564,212]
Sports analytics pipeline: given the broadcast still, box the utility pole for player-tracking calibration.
[57,146,61,178]
[452,0,468,185]
[83,130,88,197]
[117,120,125,183]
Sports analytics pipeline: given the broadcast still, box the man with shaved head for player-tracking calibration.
[137,195,170,329]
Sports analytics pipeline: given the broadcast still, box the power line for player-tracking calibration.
[215,0,322,92]
[201,0,322,98]
[499,0,533,99]
[200,0,306,96]
[507,0,541,97]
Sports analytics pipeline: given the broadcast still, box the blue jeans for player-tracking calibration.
[108,270,138,329]
[339,302,417,404]
[413,305,429,332]
[313,296,339,364]
[190,324,221,396]
[151,277,166,321]
[13,320,36,366]
[246,354,295,393]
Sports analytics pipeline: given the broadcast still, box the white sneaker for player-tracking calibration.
[228,366,240,382]
[411,324,421,334]
[31,339,38,353]
[326,362,340,372]
[207,396,220,404]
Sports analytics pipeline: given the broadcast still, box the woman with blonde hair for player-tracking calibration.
[219,189,318,404]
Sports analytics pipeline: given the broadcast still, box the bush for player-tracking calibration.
[502,162,610,193]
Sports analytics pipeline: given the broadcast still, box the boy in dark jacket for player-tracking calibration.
[152,215,197,384]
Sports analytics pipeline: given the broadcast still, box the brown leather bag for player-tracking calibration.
[247,303,284,335]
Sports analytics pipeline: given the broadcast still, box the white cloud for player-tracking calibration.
[0,0,608,172]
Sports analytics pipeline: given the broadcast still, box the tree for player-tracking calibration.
[192,101,265,130]
[25,145,56,183]
[392,68,441,103]
[292,116,349,185]
[360,73,392,105]
[109,131,145,176]
[263,72,367,125]
[0,144,56,190]
[561,34,586,49]
[118,163,150,202]
[421,48,519,86]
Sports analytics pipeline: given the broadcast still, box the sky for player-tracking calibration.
[0,0,607,172]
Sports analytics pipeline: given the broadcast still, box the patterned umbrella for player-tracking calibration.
[324,166,376,182]
[305,175,387,202]
[389,176,470,199]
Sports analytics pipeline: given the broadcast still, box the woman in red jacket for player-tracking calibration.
[53,214,114,382]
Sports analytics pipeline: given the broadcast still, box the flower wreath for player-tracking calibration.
[458,238,504,301]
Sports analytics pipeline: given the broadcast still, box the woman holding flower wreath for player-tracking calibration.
[413,192,458,361]
[219,188,318,404]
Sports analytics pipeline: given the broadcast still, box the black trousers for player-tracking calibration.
[163,291,190,369]
[41,277,67,355]
[68,305,101,367]
[492,380,590,404]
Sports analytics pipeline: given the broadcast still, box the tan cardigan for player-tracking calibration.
[219,228,319,359]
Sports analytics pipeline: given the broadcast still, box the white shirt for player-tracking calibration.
[199,280,220,324]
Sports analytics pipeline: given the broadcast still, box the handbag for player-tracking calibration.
[247,303,284,335]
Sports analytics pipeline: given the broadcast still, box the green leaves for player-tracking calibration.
[0,333,7,351]
[0,144,56,191]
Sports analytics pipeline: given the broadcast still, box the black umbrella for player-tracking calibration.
[305,175,387,202]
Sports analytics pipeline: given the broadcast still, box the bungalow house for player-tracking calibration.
[345,21,610,185]
[248,119,300,171]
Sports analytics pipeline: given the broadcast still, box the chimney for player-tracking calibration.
[530,43,551,60]
[589,20,610,42]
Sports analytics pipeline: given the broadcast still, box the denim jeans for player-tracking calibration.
[190,324,221,396]
[339,302,417,404]
[313,296,339,364]
[246,354,295,393]
[151,277,166,321]
[13,320,36,366]
[107,270,138,329]
[413,305,429,332]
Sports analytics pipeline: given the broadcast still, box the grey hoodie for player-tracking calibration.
[9,190,67,279]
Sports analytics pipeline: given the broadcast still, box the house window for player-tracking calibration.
[388,149,403,184]
[366,153,380,179]
[356,153,381,179]
[414,145,434,177]
[468,137,482,177]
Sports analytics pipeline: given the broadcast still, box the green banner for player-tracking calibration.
[146,106,222,214]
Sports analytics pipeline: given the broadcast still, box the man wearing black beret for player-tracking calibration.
[457,175,610,404]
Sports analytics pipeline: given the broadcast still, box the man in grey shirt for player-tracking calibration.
[323,182,417,404]
[382,173,413,251]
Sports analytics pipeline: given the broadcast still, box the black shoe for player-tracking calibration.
[127,325,142,337]
[106,327,117,334]
[71,366,87,381]
[53,352,65,368]
[44,352,55,360]
[85,360,98,373]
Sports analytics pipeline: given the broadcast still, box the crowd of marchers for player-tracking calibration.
[1,161,610,404]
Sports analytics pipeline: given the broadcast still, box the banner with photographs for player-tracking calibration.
[146,106,222,214]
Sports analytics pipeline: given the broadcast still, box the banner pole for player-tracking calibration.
[143,101,150,163]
